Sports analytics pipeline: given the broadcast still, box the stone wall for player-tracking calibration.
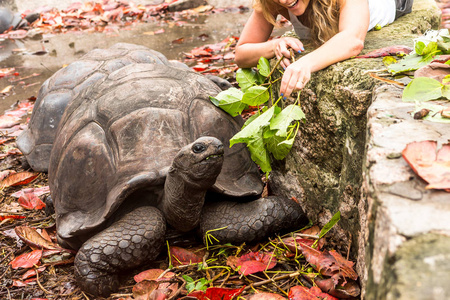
[270,0,449,298]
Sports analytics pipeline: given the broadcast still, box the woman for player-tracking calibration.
[235,0,413,98]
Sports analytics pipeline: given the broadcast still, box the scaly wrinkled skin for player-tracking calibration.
[74,206,166,297]
[199,196,305,244]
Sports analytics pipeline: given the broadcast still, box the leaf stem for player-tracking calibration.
[266,56,284,79]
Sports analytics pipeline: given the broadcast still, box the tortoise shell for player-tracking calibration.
[49,62,263,243]
[17,43,172,171]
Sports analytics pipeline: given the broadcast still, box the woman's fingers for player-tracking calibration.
[280,64,311,98]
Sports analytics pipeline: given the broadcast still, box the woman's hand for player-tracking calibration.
[279,58,312,99]
[274,37,304,69]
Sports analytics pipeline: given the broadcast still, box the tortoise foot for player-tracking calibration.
[74,206,166,297]
[75,250,119,297]
[199,196,308,244]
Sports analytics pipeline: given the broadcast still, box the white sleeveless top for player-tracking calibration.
[288,0,396,39]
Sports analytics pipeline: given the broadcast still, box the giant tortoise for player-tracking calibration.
[16,43,230,172]
[35,48,306,297]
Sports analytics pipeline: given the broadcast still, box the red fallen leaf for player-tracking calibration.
[135,269,169,282]
[22,266,46,280]
[402,141,450,192]
[5,108,28,118]
[12,278,37,287]
[134,268,178,297]
[11,186,50,198]
[431,54,450,64]
[288,286,319,300]
[18,192,46,210]
[170,246,204,266]
[0,214,25,221]
[233,251,277,275]
[188,286,245,300]
[15,226,58,250]
[0,67,15,76]
[247,292,286,300]
[10,249,42,269]
[7,29,28,39]
[0,147,22,159]
[188,48,212,57]
[0,171,39,188]
[314,277,361,298]
[289,286,338,300]
[414,62,450,83]
[298,243,358,282]
[0,115,21,129]
[223,52,235,60]
[355,45,413,58]
[172,37,184,44]
[0,137,14,145]
[132,280,159,300]
[283,225,325,253]
[0,170,16,181]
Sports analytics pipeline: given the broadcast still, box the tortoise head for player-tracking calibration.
[171,136,224,186]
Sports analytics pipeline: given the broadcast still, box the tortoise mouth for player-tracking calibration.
[204,153,224,161]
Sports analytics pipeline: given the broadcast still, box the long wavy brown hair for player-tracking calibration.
[254,0,341,45]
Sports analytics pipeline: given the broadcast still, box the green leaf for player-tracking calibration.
[257,57,271,77]
[442,84,450,99]
[236,68,258,92]
[319,211,341,239]
[242,86,270,106]
[388,53,435,75]
[247,131,272,174]
[270,104,305,137]
[382,56,397,67]
[415,41,426,55]
[417,41,438,56]
[210,88,247,117]
[437,40,450,53]
[264,129,295,160]
[402,77,443,102]
[242,113,259,129]
[312,211,341,248]
[230,106,275,146]
[442,74,450,85]
[183,275,194,283]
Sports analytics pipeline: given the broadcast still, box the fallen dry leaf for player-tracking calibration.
[188,286,245,300]
[10,249,42,269]
[402,141,450,192]
[170,246,205,266]
[289,286,338,300]
[355,45,413,58]
[0,171,39,188]
[15,226,58,250]
[248,292,286,300]
[314,277,361,299]
[228,251,277,276]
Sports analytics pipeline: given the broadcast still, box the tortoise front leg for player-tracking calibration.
[74,206,166,297]
[199,196,308,244]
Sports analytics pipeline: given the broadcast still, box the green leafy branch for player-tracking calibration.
[210,57,305,174]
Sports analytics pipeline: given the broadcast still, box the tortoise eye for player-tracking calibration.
[192,143,206,153]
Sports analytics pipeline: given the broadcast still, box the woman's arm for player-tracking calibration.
[280,0,369,98]
[235,8,304,68]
